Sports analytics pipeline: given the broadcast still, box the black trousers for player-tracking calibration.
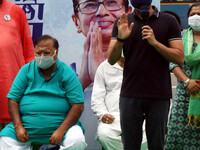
[119,97,170,150]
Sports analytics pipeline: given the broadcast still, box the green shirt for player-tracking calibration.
[0,59,84,144]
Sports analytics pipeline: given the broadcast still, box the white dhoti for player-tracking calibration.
[96,117,123,150]
[0,125,87,150]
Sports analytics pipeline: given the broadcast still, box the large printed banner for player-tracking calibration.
[8,0,160,149]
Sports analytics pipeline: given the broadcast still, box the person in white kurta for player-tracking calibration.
[91,58,124,150]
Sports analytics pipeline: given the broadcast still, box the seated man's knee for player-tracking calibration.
[62,135,86,149]
[62,125,87,149]
[0,136,31,150]
[97,126,111,142]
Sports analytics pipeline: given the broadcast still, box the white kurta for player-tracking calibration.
[91,60,123,150]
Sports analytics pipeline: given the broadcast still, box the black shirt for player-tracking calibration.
[112,6,182,99]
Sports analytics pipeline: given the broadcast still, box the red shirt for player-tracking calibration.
[0,0,34,123]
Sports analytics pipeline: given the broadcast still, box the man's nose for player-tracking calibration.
[96,3,109,16]
[40,52,46,56]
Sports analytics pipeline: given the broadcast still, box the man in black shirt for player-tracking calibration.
[107,0,184,149]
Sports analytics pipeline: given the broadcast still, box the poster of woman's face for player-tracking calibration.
[72,0,132,90]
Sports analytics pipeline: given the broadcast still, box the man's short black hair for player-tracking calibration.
[34,35,59,50]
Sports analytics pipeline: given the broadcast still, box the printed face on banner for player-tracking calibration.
[73,0,128,42]
[71,0,132,90]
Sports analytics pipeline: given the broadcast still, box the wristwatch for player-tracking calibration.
[184,78,190,87]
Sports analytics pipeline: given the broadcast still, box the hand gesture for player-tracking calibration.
[79,21,105,90]
[88,22,105,83]
[186,79,200,94]
[102,114,115,124]
[15,126,29,143]
[117,13,134,40]
[142,25,158,46]
[49,128,65,145]
[78,27,91,90]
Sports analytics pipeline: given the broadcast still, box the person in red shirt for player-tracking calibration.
[0,0,35,130]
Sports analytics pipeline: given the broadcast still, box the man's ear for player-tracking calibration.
[72,14,82,33]
[55,50,58,59]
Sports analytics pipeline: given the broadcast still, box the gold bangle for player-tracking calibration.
[14,124,23,129]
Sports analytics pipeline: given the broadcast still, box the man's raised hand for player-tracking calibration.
[117,13,134,40]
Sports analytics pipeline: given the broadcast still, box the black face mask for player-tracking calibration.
[130,0,152,9]
[139,5,150,25]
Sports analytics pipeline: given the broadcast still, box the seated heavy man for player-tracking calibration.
[0,35,87,150]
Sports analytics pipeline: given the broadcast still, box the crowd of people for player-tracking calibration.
[0,0,200,149]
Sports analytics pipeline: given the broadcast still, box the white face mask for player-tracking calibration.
[188,15,200,32]
[35,50,56,69]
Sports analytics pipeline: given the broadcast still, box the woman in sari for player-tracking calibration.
[165,3,200,149]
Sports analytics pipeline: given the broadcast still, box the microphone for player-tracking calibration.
[139,5,150,25]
